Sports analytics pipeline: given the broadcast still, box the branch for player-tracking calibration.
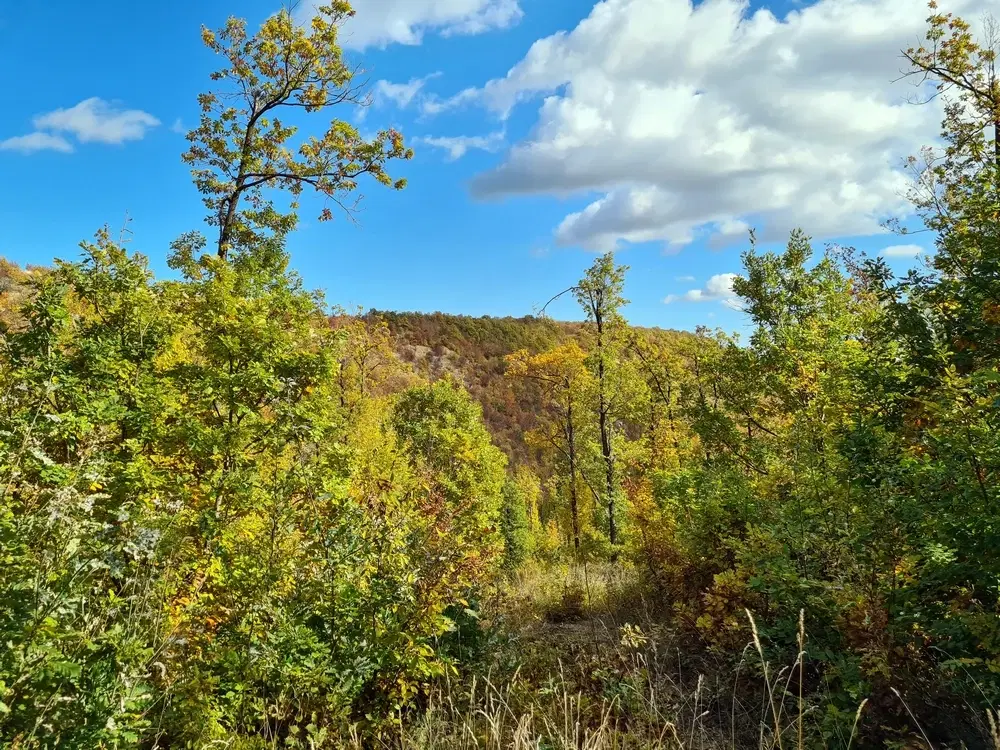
[901,51,996,104]
[536,286,578,318]
[241,158,389,192]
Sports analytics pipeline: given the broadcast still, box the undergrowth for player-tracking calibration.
[363,564,1000,750]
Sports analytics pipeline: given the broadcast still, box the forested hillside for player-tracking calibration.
[370,311,694,472]
[0,271,689,475]
[369,311,586,470]
[4,2,1000,749]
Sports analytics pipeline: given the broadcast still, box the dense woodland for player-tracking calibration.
[3,2,1000,748]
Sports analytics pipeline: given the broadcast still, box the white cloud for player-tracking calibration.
[171,118,186,134]
[33,98,159,145]
[422,87,480,116]
[0,132,73,154]
[375,73,442,110]
[303,0,522,49]
[417,130,505,160]
[665,272,741,308]
[879,243,925,257]
[451,0,991,252]
[674,274,696,282]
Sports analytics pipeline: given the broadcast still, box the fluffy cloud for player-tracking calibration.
[1,98,159,155]
[0,132,73,154]
[306,0,522,49]
[665,273,741,309]
[450,0,991,252]
[417,130,505,160]
[879,243,926,257]
[34,98,159,144]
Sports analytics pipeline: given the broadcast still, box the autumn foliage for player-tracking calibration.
[3,1,1000,748]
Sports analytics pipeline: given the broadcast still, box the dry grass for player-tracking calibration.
[345,612,842,750]
[342,566,861,750]
[357,674,684,750]
[230,564,996,749]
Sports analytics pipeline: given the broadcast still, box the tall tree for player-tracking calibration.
[629,330,691,470]
[183,2,413,260]
[574,253,628,548]
[332,312,409,420]
[506,343,593,553]
[900,4,1000,369]
[903,3,1000,175]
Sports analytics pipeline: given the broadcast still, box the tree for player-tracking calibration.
[390,377,508,634]
[899,3,1000,370]
[506,343,593,553]
[183,2,413,260]
[499,469,541,572]
[332,312,412,421]
[574,253,628,548]
[629,330,692,470]
[903,3,1000,176]
[0,235,173,747]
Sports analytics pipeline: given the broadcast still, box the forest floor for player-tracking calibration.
[376,565,772,750]
[376,564,942,750]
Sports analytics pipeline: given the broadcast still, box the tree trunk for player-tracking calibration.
[567,399,581,553]
[595,307,617,548]
[217,109,263,258]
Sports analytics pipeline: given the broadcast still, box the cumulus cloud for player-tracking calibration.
[675,274,696,282]
[879,243,925,257]
[447,0,991,251]
[34,98,160,144]
[417,130,505,160]
[665,273,741,309]
[302,0,522,49]
[0,132,73,154]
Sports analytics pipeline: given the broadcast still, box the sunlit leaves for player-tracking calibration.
[183,3,413,260]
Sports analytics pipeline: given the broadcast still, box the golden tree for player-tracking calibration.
[183,2,413,260]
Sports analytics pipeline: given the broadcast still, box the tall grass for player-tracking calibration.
[211,563,998,749]
[341,567,871,750]
[344,614,847,750]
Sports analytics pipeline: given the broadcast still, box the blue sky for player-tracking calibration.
[0,0,966,333]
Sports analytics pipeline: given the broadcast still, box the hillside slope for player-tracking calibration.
[370,311,588,468]
[369,310,694,472]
